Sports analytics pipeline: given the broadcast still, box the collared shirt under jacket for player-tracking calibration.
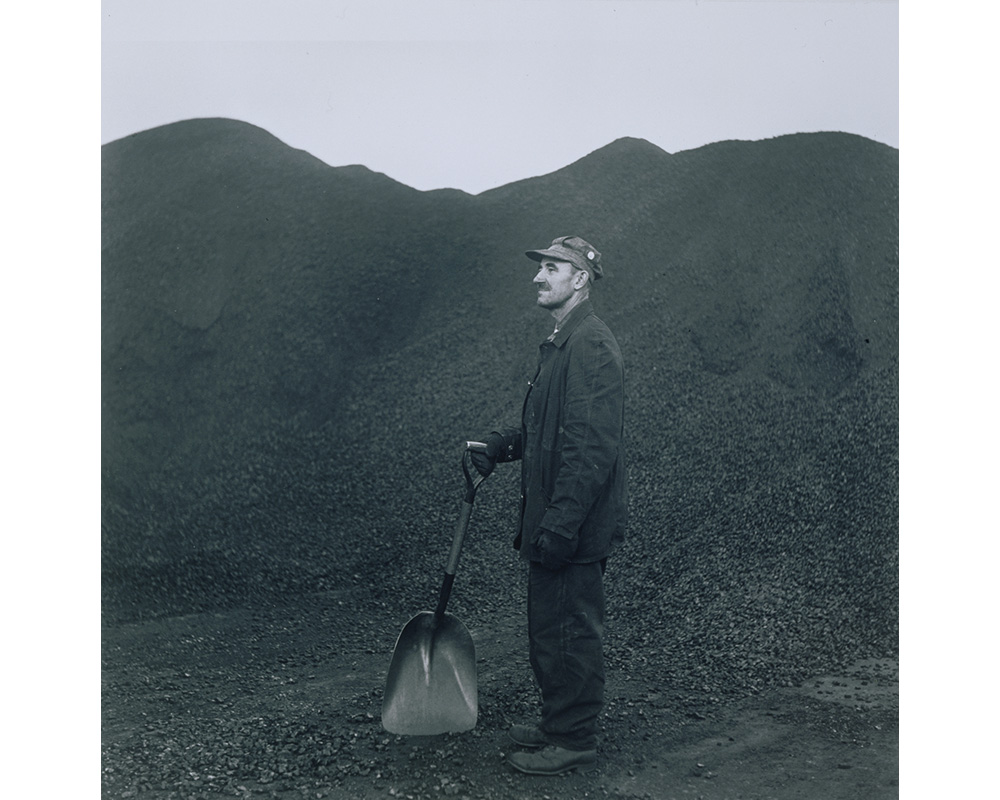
[495,298,627,563]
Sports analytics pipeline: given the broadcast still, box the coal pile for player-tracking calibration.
[102,118,898,701]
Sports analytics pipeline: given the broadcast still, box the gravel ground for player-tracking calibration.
[101,586,898,800]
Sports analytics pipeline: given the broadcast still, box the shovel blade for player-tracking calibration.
[381,611,478,735]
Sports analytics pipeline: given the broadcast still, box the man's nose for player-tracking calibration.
[533,268,546,284]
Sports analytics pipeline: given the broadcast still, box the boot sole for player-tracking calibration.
[507,758,596,776]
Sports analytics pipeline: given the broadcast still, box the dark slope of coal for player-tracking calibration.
[102,119,897,693]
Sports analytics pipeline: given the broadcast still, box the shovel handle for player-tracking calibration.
[462,441,488,502]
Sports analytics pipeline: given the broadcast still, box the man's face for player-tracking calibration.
[533,258,581,310]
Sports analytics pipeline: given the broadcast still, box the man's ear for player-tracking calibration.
[576,270,589,289]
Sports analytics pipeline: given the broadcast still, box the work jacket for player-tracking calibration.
[494,299,627,563]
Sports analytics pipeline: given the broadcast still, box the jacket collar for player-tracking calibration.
[544,298,594,348]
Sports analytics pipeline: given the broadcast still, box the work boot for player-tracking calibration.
[508,723,547,748]
[507,744,598,775]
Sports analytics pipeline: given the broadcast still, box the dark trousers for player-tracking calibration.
[527,559,607,750]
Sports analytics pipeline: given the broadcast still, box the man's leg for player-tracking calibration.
[527,560,606,751]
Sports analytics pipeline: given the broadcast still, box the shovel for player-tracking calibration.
[381,441,489,735]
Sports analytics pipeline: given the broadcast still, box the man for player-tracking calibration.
[471,235,627,776]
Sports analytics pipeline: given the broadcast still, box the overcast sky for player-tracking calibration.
[102,0,898,194]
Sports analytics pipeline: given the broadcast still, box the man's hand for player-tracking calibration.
[536,528,578,570]
[470,432,505,478]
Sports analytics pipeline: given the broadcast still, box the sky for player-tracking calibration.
[101,0,899,194]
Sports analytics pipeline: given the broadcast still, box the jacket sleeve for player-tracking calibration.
[540,330,624,539]
[492,426,523,462]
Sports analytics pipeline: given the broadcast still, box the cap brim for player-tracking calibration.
[525,246,574,263]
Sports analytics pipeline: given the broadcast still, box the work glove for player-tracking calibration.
[536,528,578,570]
[470,432,505,478]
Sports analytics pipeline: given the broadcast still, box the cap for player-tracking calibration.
[525,236,603,280]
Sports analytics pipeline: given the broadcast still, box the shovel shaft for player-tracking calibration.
[446,499,474,576]
[435,498,473,618]
[432,442,488,622]
[434,573,456,620]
